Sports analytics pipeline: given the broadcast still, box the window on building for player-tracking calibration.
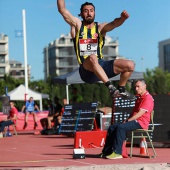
[59,37,65,44]
[59,48,69,56]
[10,63,15,68]
[48,48,56,59]
[59,61,69,66]
[16,64,21,68]
[0,45,5,53]
[16,71,20,75]
[0,67,5,74]
[20,70,24,75]
[70,39,73,43]
[0,56,5,63]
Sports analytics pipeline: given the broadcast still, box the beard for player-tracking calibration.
[83,15,95,24]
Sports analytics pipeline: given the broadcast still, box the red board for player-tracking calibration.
[74,130,107,148]
[74,130,128,158]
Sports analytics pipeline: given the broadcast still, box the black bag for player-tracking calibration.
[41,129,59,135]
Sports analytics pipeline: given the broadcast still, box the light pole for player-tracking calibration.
[22,9,28,101]
[141,57,144,72]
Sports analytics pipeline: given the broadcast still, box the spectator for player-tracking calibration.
[57,98,67,127]
[22,97,40,130]
[0,101,18,138]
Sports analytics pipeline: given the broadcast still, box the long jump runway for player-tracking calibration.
[0,133,169,170]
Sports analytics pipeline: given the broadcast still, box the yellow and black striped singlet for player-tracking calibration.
[73,22,105,65]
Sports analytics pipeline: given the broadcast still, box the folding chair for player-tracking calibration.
[4,119,17,137]
[4,124,17,137]
[130,111,157,158]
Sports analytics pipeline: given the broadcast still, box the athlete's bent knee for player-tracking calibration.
[127,60,135,71]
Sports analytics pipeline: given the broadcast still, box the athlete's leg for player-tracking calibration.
[82,55,119,97]
[40,118,48,129]
[25,112,29,122]
[114,59,135,86]
[23,111,29,129]
[31,112,38,129]
[31,112,37,123]
[47,116,53,129]
[83,55,119,97]
[83,54,109,83]
[113,58,135,98]
[57,116,62,125]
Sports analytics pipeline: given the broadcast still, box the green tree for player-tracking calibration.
[153,68,168,94]
[2,66,170,111]
[144,67,170,94]
[144,68,155,94]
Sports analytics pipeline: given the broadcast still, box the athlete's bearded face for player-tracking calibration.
[81,5,95,24]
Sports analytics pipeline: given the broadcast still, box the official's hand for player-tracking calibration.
[121,10,129,20]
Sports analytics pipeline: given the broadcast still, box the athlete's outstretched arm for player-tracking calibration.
[100,10,129,36]
[57,0,80,27]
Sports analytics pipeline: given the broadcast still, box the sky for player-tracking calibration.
[1,0,170,80]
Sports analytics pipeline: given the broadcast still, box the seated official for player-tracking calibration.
[0,101,18,138]
[21,97,40,130]
[99,79,154,159]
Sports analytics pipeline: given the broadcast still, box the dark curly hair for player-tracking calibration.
[78,2,95,17]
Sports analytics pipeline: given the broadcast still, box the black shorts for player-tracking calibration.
[79,59,118,84]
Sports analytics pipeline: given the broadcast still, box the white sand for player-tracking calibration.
[23,163,170,170]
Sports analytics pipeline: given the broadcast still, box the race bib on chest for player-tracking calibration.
[79,39,98,56]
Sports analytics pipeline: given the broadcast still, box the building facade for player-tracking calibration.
[0,33,31,80]
[0,34,10,79]
[158,38,170,72]
[43,33,119,80]
[9,60,31,79]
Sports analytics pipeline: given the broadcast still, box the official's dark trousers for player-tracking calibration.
[102,120,142,155]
